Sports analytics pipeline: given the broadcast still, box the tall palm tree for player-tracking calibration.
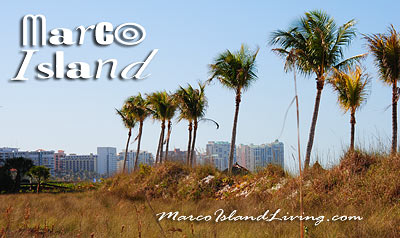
[270,10,365,168]
[329,66,370,151]
[365,25,400,154]
[176,86,195,165]
[147,91,177,164]
[116,107,136,173]
[209,44,258,174]
[189,85,206,166]
[124,93,150,171]
[176,83,217,166]
[147,92,166,164]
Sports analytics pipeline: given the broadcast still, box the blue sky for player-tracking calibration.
[1,0,399,171]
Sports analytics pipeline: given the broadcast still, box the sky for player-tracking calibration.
[1,0,399,172]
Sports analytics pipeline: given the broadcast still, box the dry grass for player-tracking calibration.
[0,151,400,237]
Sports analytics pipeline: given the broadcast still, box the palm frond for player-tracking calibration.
[270,10,362,80]
[175,82,208,123]
[209,44,259,92]
[146,91,177,121]
[364,25,400,84]
[115,108,136,129]
[328,66,370,113]
[334,53,368,71]
[198,118,219,129]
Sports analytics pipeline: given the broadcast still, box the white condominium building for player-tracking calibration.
[0,148,55,175]
[244,140,284,171]
[206,141,237,171]
[96,147,117,177]
[117,150,154,172]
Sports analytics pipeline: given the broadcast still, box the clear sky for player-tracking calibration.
[1,0,399,172]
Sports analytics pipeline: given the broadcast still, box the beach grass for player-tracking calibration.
[1,150,399,237]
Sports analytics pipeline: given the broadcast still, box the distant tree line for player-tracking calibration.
[0,157,50,193]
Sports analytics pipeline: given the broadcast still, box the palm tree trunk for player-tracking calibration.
[159,120,166,164]
[350,110,356,151]
[190,120,198,167]
[123,128,132,173]
[155,127,163,164]
[134,121,143,171]
[392,80,398,154]
[186,121,193,166]
[304,80,324,169]
[228,89,241,174]
[164,120,172,161]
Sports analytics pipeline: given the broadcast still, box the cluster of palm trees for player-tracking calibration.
[117,10,400,175]
[116,83,218,173]
[271,10,400,169]
[117,45,258,174]
[269,11,399,238]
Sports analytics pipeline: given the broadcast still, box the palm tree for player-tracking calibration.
[209,44,258,174]
[147,91,177,164]
[329,66,370,151]
[124,93,150,171]
[177,96,193,166]
[365,25,400,154]
[270,10,365,168]
[176,85,197,166]
[176,83,216,166]
[116,107,136,173]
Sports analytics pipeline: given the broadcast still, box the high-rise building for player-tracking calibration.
[271,140,284,168]
[0,148,56,175]
[61,153,97,173]
[18,149,56,175]
[204,140,284,171]
[54,150,65,173]
[196,152,208,165]
[206,141,236,171]
[164,148,196,164]
[0,147,19,162]
[96,147,117,177]
[236,144,251,168]
[117,150,154,172]
[247,140,284,171]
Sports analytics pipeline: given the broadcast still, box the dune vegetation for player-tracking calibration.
[0,150,399,238]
